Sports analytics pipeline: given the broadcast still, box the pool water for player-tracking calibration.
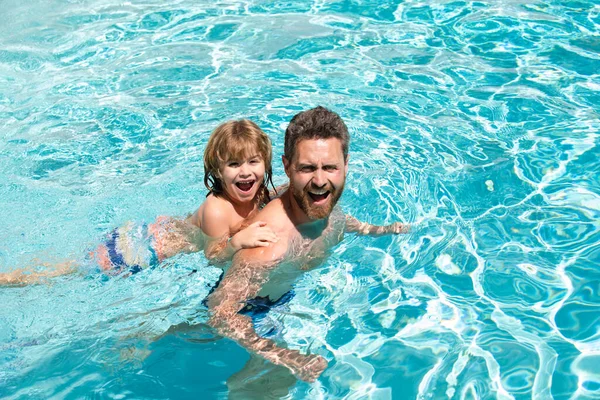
[1,0,599,398]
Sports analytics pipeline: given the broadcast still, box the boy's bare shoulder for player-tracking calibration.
[203,195,235,214]
[204,193,226,205]
[188,195,225,227]
[199,195,236,236]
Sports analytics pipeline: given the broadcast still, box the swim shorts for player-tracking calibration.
[239,291,295,337]
[97,222,159,274]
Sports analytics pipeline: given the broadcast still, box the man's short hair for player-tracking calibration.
[284,106,349,162]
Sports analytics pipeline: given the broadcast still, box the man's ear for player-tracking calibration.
[282,155,291,177]
[344,155,349,176]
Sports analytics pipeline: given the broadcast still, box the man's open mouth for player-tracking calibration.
[308,190,330,203]
[235,180,255,193]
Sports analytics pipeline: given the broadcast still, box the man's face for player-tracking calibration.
[283,138,348,221]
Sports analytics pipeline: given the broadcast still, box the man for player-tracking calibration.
[206,106,407,383]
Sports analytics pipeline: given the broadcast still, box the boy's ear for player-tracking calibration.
[282,155,291,177]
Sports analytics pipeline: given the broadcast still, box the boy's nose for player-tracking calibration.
[239,163,251,177]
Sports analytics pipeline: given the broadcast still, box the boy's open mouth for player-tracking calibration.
[308,190,330,203]
[235,180,255,193]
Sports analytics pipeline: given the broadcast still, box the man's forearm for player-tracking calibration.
[345,215,409,235]
[208,302,327,381]
[209,310,287,364]
[206,263,295,366]
[206,248,328,381]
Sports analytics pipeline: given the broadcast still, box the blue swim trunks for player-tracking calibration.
[239,291,295,338]
[99,222,159,274]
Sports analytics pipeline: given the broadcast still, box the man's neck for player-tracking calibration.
[297,219,328,240]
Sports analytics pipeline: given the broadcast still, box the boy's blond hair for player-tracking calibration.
[204,119,274,205]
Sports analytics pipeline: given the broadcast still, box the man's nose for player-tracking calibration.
[312,168,326,187]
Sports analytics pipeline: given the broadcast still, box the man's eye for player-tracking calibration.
[324,165,337,171]
[300,166,314,172]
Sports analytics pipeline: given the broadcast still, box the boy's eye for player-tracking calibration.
[228,162,240,167]
[250,159,260,164]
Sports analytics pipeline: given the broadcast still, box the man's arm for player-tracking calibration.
[206,246,327,382]
[345,215,409,235]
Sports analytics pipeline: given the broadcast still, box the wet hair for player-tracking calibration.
[203,119,274,204]
[284,106,349,162]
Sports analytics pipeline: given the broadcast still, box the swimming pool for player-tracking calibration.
[1,0,599,398]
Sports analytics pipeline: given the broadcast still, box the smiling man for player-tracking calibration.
[206,106,408,384]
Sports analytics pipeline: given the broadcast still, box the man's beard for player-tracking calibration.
[291,181,344,221]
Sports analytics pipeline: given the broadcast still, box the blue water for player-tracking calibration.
[1,0,599,398]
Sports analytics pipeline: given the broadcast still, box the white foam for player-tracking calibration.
[435,253,461,275]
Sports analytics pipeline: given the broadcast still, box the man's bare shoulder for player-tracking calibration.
[236,232,289,264]
[252,197,291,230]
[239,193,294,262]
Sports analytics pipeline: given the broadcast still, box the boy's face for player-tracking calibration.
[283,138,348,221]
[220,154,266,205]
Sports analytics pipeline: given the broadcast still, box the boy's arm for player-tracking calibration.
[345,215,409,236]
[203,234,237,264]
[197,203,238,263]
[203,219,278,265]
[206,245,327,382]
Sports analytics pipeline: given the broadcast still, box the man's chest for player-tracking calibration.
[288,217,345,269]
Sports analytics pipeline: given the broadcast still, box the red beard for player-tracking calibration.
[290,181,344,220]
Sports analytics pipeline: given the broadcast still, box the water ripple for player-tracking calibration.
[1,0,599,398]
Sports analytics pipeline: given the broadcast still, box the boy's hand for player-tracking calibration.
[230,221,278,250]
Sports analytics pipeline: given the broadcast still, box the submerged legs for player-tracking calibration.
[0,262,77,286]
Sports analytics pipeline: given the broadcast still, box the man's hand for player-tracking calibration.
[281,351,328,382]
[345,215,410,236]
[384,221,410,234]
